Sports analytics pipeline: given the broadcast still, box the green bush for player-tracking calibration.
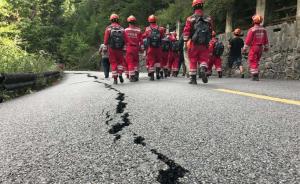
[0,37,57,73]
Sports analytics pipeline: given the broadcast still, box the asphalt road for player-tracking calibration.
[0,72,299,183]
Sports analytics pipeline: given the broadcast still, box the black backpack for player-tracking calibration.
[148,27,161,48]
[109,26,125,49]
[161,37,171,52]
[191,15,211,46]
[213,40,224,57]
[171,40,180,52]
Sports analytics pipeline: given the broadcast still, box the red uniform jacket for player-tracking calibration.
[104,23,125,47]
[245,25,269,48]
[183,9,213,42]
[124,25,142,48]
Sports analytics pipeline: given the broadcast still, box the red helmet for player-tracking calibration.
[212,31,216,37]
[110,14,119,21]
[192,0,205,7]
[148,15,157,23]
[252,14,263,24]
[127,15,136,23]
[233,28,241,36]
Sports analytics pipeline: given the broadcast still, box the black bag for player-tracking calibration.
[148,27,161,48]
[171,40,180,52]
[109,26,125,49]
[161,37,171,52]
[191,15,211,46]
[213,40,224,56]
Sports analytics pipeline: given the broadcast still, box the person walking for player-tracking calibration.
[99,43,110,79]
[183,0,213,84]
[243,15,269,81]
[169,32,180,77]
[207,31,224,78]
[178,35,186,77]
[104,13,125,84]
[228,28,245,78]
[161,32,172,78]
[124,15,142,82]
[143,15,165,81]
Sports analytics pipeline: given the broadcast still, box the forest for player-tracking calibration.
[0,0,289,73]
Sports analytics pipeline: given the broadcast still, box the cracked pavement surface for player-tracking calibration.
[0,72,299,183]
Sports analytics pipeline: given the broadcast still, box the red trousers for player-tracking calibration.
[146,47,161,73]
[161,51,169,69]
[168,52,180,72]
[188,43,209,75]
[108,48,123,77]
[208,56,222,73]
[125,46,139,76]
[248,45,263,74]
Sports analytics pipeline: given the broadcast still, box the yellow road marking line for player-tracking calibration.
[215,89,300,106]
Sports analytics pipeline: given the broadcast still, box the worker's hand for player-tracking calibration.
[242,47,247,54]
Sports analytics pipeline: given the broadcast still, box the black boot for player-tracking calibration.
[189,75,197,85]
[134,71,139,81]
[160,71,164,79]
[150,72,155,81]
[241,73,245,78]
[164,69,168,78]
[129,75,137,82]
[119,75,124,83]
[156,68,161,80]
[167,70,171,77]
[218,71,223,78]
[113,77,118,85]
[252,74,259,81]
[174,71,178,77]
[199,66,208,83]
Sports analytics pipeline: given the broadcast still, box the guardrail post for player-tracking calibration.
[297,0,300,37]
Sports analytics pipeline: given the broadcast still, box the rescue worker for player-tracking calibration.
[168,32,180,77]
[143,15,165,81]
[161,32,172,78]
[183,0,213,84]
[207,31,223,78]
[243,15,269,81]
[228,28,245,78]
[104,14,125,84]
[124,15,142,82]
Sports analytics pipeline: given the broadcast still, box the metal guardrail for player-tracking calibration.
[0,71,61,91]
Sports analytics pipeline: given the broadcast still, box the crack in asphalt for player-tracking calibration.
[133,136,146,146]
[151,149,190,184]
[92,77,190,184]
[116,93,127,114]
